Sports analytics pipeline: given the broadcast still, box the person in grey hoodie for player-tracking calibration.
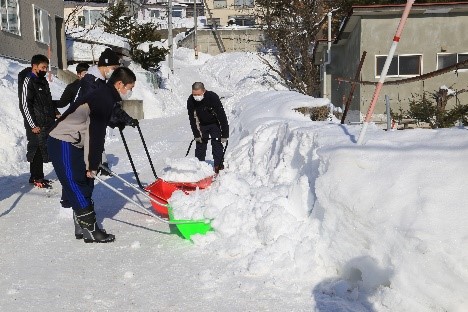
[47,67,136,243]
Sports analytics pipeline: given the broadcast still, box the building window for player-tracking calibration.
[82,9,104,27]
[234,0,254,8]
[214,0,227,9]
[228,15,255,26]
[172,9,182,18]
[207,17,221,27]
[33,5,49,44]
[149,9,160,18]
[0,0,20,35]
[376,54,422,77]
[437,53,468,70]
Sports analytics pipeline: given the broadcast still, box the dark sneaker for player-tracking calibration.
[214,165,224,174]
[31,178,52,189]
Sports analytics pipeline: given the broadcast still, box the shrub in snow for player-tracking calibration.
[101,2,167,70]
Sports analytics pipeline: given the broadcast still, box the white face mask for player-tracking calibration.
[120,90,132,100]
[105,69,114,80]
[193,95,204,102]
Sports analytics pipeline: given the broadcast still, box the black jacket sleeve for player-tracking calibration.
[187,97,201,138]
[57,80,80,108]
[210,92,229,138]
[87,86,120,170]
[108,103,134,129]
[23,78,38,128]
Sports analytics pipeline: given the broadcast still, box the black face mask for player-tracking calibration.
[37,70,47,78]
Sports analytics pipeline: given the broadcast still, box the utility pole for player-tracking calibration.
[168,0,174,74]
[194,0,198,59]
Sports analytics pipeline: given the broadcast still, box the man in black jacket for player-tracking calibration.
[18,54,66,188]
[76,48,137,129]
[187,82,229,173]
[57,62,89,108]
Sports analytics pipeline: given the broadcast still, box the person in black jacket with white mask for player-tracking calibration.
[47,67,137,243]
[18,54,65,188]
[187,82,229,173]
[75,48,137,130]
[57,62,89,108]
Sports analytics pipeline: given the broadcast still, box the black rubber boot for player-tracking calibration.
[73,211,84,240]
[75,206,115,243]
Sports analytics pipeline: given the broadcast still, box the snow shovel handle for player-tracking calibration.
[94,175,170,224]
[135,123,158,180]
[185,138,228,157]
[185,139,195,157]
[119,128,144,189]
[100,165,167,208]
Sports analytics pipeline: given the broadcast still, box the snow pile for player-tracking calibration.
[169,90,468,311]
[67,27,129,49]
[66,27,129,62]
[160,157,213,183]
[0,59,28,175]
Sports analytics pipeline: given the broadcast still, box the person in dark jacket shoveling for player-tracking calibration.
[187,82,229,174]
[47,67,136,243]
[18,54,66,188]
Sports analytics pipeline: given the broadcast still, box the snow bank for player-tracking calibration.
[170,89,468,311]
[0,59,28,175]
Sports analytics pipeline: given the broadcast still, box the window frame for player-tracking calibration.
[234,0,255,8]
[213,0,227,9]
[437,52,468,71]
[375,54,423,78]
[32,4,49,44]
[0,0,21,35]
[82,9,104,27]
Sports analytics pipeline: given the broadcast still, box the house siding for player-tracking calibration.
[331,8,468,122]
[331,20,362,123]
[0,0,65,69]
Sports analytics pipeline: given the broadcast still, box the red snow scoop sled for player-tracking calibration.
[145,175,214,218]
[103,126,226,239]
[121,131,227,218]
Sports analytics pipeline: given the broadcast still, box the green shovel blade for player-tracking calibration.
[167,205,213,240]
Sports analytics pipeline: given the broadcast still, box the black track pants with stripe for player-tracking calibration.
[47,136,94,210]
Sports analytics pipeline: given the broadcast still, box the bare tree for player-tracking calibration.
[64,0,102,38]
[256,0,335,96]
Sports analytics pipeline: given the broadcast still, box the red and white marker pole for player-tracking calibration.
[357,0,415,144]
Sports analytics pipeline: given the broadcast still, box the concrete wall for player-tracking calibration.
[122,100,144,120]
[178,28,264,55]
[0,0,66,69]
[331,12,468,122]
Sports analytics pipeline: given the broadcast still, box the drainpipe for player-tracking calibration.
[322,12,332,98]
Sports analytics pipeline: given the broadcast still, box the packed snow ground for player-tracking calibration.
[0,49,467,311]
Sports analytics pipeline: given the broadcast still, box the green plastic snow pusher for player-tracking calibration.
[167,204,212,238]
[95,168,213,240]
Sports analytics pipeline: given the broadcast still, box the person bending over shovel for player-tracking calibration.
[47,67,137,243]
[187,82,229,173]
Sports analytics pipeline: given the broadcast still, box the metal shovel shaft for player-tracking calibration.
[94,175,171,224]
[95,168,210,225]
[100,165,167,208]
